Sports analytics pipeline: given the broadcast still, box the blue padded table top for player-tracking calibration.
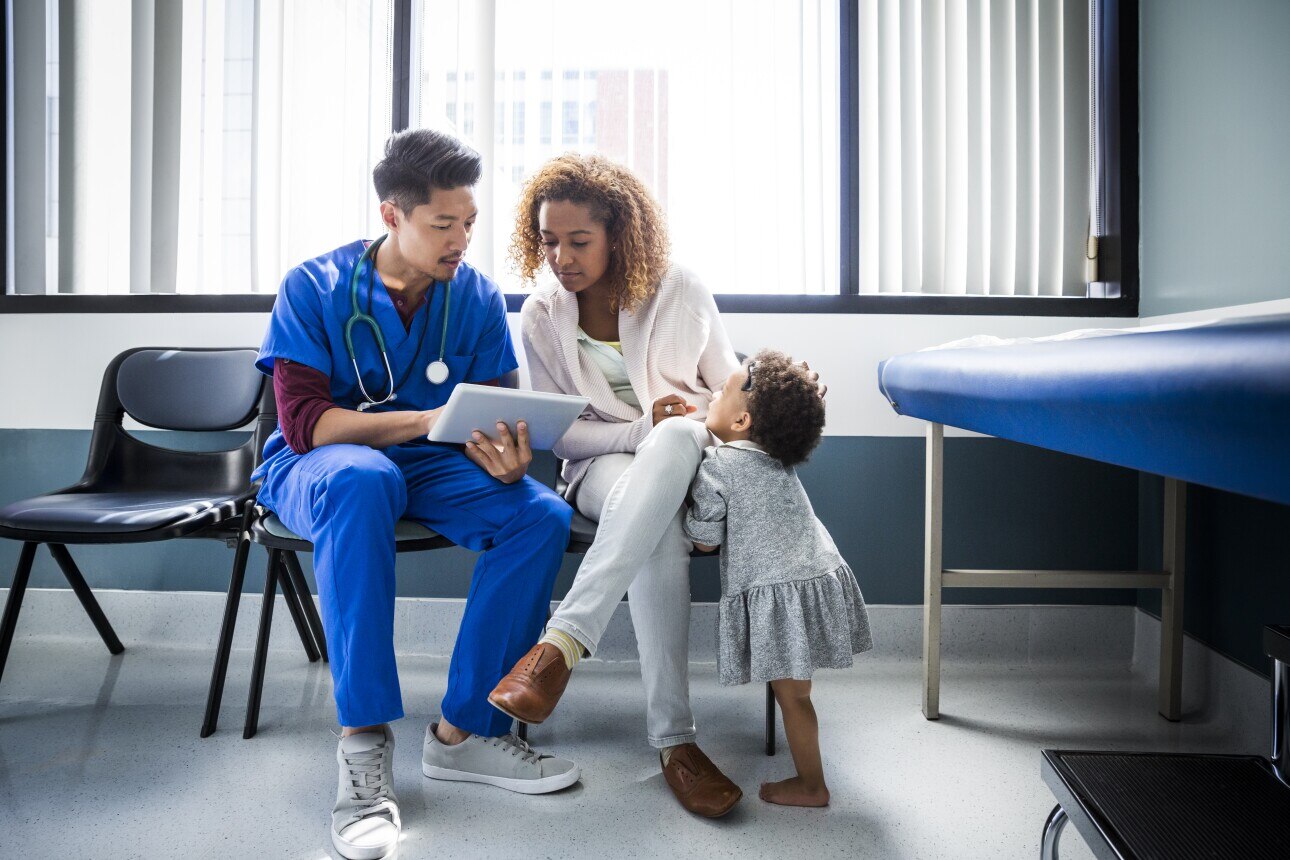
[877,314,1290,506]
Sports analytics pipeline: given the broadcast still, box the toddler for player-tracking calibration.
[685,349,872,807]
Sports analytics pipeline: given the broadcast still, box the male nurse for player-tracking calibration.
[253,129,578,860]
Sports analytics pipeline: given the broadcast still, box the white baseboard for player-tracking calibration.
[4,588,1269,745]
[4,586,1135,663]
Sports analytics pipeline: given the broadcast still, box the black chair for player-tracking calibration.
[1040,625,1290,859]
[0,347,304,691]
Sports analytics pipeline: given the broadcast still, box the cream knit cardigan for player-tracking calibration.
[521,263,741,497]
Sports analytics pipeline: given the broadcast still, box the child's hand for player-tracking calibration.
[800,360,827,399]
[692,541,718,553]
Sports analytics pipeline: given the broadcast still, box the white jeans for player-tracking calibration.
[547,417,711,748]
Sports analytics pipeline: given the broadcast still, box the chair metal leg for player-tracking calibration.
[282,551,327,662]
[765,682,777,756]
[0,542,39,687]
[244,549,281,739]
[276,554,320,663]
[48,543,124,654]
[1041,804,1068,860]
[202,512,253,738]
[517,721,528,742]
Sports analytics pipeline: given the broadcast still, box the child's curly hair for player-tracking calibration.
[508,153,671,313]
[745,349,826,468]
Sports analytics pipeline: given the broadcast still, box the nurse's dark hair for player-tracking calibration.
[509,152,670,313]
[744,349,826,468]
[373,129,482,213]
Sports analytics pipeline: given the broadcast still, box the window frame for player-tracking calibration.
[1,0,1138,317]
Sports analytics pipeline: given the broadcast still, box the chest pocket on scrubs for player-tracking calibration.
[442,354,476,388]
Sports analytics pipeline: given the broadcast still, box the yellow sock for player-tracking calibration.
[539,628,582,670]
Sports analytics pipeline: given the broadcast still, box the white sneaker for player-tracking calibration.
[332,726,400,860]
[421,722,581,795]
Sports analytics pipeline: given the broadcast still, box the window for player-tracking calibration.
[5,1,1135,313]
[540,101,552,144]
[561,101,579,145]
[414,0,841,296]
[5,0,391,296]
[852,0,1092,297]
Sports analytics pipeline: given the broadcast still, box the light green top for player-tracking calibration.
[576,327,641,409]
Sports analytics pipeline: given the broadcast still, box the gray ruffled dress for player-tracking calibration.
[683,440,872,686]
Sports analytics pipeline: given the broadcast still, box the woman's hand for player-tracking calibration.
[652,394,697,424]
[465,421,533,484]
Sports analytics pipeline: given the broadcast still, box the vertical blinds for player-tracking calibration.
[857,0,1090,296]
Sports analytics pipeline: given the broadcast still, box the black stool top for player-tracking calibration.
[1043,750,1290,859]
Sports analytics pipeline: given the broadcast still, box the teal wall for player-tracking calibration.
[1133,0,1290,678]
[1139,0,1290,317]
[0,429,1141,609]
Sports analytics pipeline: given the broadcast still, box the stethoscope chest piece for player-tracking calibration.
[425,360,450,385]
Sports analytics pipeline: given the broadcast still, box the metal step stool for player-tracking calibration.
[1040,625,1290,859]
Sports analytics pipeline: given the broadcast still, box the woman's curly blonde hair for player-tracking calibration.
[508,153,670,313]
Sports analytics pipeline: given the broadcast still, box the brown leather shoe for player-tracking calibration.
[661,743,743,818]
[487,642,573,725]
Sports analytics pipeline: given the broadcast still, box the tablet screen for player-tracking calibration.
[427,384,590,450]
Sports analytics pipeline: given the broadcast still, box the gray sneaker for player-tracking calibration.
[332,726,400,860]
[421,722,581,794]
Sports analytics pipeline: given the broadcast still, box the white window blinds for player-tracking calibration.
[856,0,1090,296]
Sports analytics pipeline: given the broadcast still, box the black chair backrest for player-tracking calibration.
[74,347,270,497]
[117,350,263,431]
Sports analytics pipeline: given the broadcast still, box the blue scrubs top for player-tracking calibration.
[254,239,518,475]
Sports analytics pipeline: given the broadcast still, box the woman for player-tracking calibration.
[487,153,743,817]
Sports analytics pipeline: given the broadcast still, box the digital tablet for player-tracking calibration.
[427,384,590,450]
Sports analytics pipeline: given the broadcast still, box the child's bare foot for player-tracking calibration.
[758,776,830,807]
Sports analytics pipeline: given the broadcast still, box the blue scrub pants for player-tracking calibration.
[257,441,571,737]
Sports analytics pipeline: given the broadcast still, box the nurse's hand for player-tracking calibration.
[464,420,532,484]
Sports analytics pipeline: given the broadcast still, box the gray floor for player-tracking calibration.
[0,639,1261,860]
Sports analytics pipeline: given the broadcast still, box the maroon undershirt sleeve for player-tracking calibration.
[274,358,337,455]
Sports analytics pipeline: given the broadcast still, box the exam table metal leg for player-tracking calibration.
[202,511,253,737]
[1041,804,1068,860]
[244,549,281,739]
[49,543,124,655]
[0,542,38,687]
[1159,478,1186,721]
[923,422,944,720]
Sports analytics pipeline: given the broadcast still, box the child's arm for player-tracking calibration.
[683,455,728,551]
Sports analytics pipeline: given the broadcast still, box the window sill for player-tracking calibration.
[1,292,1138,318]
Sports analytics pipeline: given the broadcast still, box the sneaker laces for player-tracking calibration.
[490,732,544,764]
[340,745,399,829]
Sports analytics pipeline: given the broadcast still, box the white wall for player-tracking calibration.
[0,311,1136,435]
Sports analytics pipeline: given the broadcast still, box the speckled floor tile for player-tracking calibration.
[0,640,1264,859]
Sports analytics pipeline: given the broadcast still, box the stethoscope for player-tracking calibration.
[344,234,453,411]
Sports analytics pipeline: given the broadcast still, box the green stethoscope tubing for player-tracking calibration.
[343,234,452,408]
